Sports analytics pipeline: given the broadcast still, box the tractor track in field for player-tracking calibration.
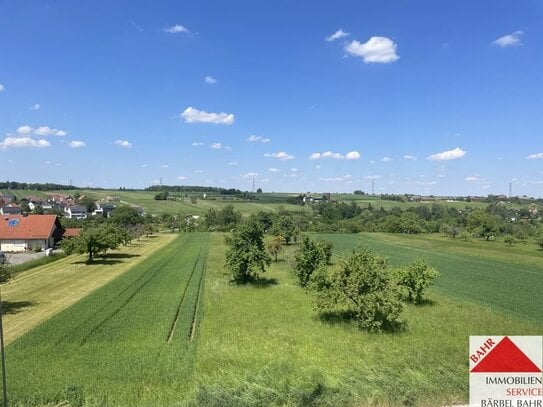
[166,244,204,343]
[188,252,207,341]
[54,238,183,346]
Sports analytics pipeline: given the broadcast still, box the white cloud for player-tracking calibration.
[309,151,344,160]
[382,156,392,162]
[242,172,258,179]
[177,176,188,180]
[180,106,235,125]
[34,126,67,136]
[204,76,217,84]
[16,125,33,135]
[265,151,295,160]
[344,36,399,63]
[320,177,344,182]
[527,152,543,159]
[69,140,86,148]
[364,175,381,180]
[228,161,238,166]
[0,83,4,92]
[141,164,148,168]
[211,142,222,149]
[161,164,169,168]
[291,168,298,172]
[492,31,523,47]
[164,24,189,34]
[225,145,232,151]
[326,29,349,42]
[114,139,132,148]
[0,137,50,150]
[30,103,41,111]
[192,142,205,147]
[404,154,417,160]
[268,167,280,172]
[345,151,360,160]
[247,135,271,143]
[465,176,481,182]
[427,147,466,161]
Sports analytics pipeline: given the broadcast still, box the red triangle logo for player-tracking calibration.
[471,336,542,373]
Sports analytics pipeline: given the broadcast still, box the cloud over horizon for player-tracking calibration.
[427,147,466,161]
[180,107,235,125]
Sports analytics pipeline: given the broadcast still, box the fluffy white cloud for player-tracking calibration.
[164,24,189,34]
[114,139,132,148]
[204,76,217,84]
[69,140,86,148]
[382,156,392,162]
[344,36,399,63]
[0,83,4,92]
[427,147,466,161]
[161,164,169,168]
[242,172,258,179]
[30,103,41,111]
[345,151,360,160]
[180,107,235,125]
[527,152,543,159]
[211,143,222,149]
[291,168,298,172]
[265,151,295,160]
[404,154,416,160]
[192,142,204,147]
[492,31,523,47]
[34,126,67,136]
[177,176,188,180]
[326,29,349,42]
[268,167,280,172]
[309,151,345,160]
[228,161,238,166]
[247,135,271,143]
[0,137,50,150]
[16,125,33,135]
[320,177,344,182]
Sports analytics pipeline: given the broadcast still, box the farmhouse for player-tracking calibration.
[0,215,63,252]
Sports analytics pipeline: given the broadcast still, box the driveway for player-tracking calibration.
[4,251,47,266]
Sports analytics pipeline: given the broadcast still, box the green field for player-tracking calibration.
[6,233,209,406]
[4,231,542,406]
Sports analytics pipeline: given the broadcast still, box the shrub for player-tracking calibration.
[313,247,404,331]
[393,258,439,304]
[294,236,326,287]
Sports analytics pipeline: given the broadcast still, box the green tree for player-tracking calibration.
[317,240,334,265]
[467,210,497,241]
[393,258,439,304]
[504,235,516,247]
[61,225,125,262]
[78,197,96,213]
[537,235,543,251]
[273,215,298,245]
[313,247,404,331]
[294,236,326,287]
[225,220,271,283]
[0,261,14,285]
[266,235,283,262]
[109,206,143,228]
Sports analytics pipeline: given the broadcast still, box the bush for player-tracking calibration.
[317,240,334,265]
[393,258,439,304]
[294,236,326,287]
[312,247,404,332]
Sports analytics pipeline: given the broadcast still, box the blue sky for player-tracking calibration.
[1,0,542,196]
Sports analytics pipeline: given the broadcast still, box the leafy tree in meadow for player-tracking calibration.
[109,206,143,228]
[312,247,404,331]
[266,235,283,262]
[225,219,271,283]
[294,236,326,287]
[317,240,333,265]
[273,215,298,245]
[393,258,439,304]
[504,235,516,247]
[0,261,13,285]
[61,225,125,263]
[467,210,498,241]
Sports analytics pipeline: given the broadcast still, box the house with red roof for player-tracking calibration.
[0,215,64,252]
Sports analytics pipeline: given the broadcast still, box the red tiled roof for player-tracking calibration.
[0,215,59,240]
[62,228,81,238]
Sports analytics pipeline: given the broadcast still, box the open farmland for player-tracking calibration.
[317,232,543,324]
[6,233,210,406]
[187,234,542,406]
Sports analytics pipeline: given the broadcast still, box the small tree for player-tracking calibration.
[266,235,283,262]
[537,236,543,251]
[294,236,326,287]
[317,240,334,265]
[504,235,516,247]
[0,262,13,285]
[273,216,298,245]
[313,247,404,331]
[61,225,125,263]
[393,258,439,304]
[225,220,271,283]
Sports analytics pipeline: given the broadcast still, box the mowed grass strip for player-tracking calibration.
[6,232,210,407]
[189,234,541,406]
[2,233,177,345]
[317,233,543,324]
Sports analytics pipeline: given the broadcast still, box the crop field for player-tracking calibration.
[6,233,210,406]
[187,234,542,406]
[316,232,543,324]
